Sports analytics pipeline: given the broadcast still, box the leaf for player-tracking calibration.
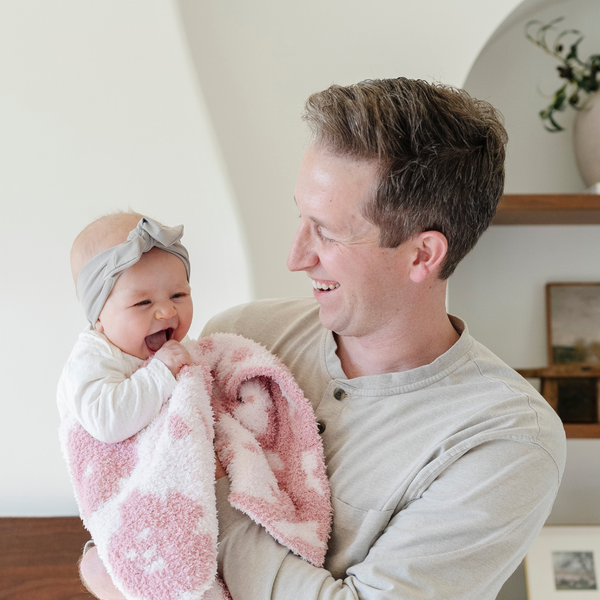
[540,103,564,132]
[566,36,584,61]
[545,111,565,132]
[552,86,568,111]
[580,77,598,93]
[555,29,582,57]
[526,17,598,131]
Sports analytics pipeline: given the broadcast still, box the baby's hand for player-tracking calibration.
[154,340,192,377]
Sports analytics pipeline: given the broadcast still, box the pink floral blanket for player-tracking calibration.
[59,333,332,600]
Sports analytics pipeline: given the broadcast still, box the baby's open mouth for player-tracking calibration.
[145,328,174,353]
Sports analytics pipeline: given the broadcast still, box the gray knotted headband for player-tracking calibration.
[77,217,191,326]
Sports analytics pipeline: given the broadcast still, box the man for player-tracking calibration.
[82,78,565,599]
[206,78,565,599]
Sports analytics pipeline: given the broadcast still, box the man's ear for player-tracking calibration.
[408,231,448,283]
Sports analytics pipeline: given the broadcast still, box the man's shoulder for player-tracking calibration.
[465,337,566,470]
[201,297,321,350]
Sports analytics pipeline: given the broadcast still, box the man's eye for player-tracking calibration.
[317,227,333,243]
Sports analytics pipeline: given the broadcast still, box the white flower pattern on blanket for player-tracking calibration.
[109,490,214,599]
[60,333,331,600]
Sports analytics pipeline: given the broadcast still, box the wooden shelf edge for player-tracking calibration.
[492,194,600,225]
[517,366,600,378]
[564,423,600,438]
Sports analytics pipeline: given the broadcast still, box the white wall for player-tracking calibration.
[0,0,252,516]
[177,0,523,300]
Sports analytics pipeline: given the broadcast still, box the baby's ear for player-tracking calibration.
[95,320,104,333]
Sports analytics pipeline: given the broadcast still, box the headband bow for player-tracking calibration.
[77,218,190,326]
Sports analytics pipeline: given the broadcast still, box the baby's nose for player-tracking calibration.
[155,301,176,319]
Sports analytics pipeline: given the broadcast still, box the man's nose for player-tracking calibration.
[286,221,318,272]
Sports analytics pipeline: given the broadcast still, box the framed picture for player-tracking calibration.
[525,526,600,599]
[545,283,600,425]
[547,283,600,366]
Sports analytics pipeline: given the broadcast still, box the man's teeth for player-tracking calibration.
[312,280,340,291]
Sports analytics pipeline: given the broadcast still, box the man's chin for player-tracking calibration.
[318,307,345,335]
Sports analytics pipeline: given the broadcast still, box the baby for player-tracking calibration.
[57,211,194,444]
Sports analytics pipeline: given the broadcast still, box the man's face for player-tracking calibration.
[96,248,193,359]
[287,145,413,339]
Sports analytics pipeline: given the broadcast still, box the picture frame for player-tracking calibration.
[546,283,600,366]
[525,526,600,599]
[544,283,600,426]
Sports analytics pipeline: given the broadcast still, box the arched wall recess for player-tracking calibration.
[463,0,600,193]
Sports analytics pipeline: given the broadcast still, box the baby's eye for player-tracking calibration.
[134,300,151,307]
[171,293,187,299]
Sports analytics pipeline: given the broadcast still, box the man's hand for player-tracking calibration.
[79,545,125,600]
[154,340,192,377]
[215,452,227,480]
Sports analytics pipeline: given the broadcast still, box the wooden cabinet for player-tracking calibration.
[0,517,92,599]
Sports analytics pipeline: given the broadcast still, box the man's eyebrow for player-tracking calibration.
[293,197,329,228]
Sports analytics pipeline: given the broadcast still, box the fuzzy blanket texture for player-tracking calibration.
[59,333,332,600]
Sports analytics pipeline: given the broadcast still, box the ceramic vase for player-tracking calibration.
[573,92,600,188]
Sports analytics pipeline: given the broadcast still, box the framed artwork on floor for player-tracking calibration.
[525,526,600,599]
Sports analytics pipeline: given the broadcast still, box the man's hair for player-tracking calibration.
[302,78,508,279]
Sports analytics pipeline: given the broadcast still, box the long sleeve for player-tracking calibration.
[57,328,176,443]
[201,299,566,600]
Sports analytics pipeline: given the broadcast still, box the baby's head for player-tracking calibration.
[71,212,193,360]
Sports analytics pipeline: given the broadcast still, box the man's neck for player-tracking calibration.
[335,312,460,379]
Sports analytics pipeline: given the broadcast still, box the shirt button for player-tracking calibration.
[333,387,347,401]
[317,421,326,434]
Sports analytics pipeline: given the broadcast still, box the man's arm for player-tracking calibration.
[216,440,560,600]
[79,545,126,600]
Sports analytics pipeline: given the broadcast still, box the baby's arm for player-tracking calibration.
[59,335,184,443]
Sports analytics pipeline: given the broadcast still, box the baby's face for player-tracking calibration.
[96,248,193,360]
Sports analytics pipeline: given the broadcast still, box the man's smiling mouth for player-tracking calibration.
[145,328,174,353]
[312,279,340,291]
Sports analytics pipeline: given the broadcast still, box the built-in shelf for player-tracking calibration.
[563,423,600,439]
[494,201,600,437]
[492,194,600,225]
[516,365,600,439]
